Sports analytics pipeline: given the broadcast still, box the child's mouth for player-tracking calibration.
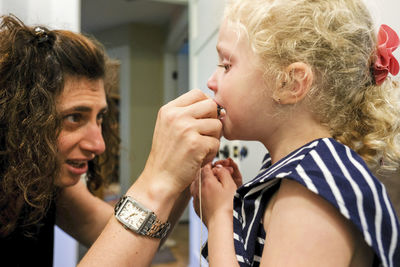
[217,105,226,119]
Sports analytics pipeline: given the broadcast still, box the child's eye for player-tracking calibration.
[217,64,232,72]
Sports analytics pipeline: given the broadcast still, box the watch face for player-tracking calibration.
[118,200,149,231]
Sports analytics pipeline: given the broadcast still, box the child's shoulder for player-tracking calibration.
[268,138,373,184]
[274,138,399,267]
[247,138,372,189]
[242,137,391,235]
[260,137,381,202]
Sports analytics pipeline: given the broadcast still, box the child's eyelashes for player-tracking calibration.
[217,63,232,72]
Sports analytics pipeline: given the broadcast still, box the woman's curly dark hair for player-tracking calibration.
[0,15,120,237]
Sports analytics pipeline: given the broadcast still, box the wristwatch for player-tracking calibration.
[114,195,171,239]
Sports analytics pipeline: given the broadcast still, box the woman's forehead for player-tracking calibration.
[57,77,106,110]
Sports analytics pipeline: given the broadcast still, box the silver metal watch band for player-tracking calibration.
[115,195,171,239]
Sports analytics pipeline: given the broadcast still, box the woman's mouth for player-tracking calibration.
[65,159,88,175]
[66,160,86,168]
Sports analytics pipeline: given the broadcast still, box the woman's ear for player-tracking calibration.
[273,62,313,105]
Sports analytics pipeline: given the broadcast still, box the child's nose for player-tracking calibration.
[207,72,218,93]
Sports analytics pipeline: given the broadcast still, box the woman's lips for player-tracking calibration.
[65,160,88,175]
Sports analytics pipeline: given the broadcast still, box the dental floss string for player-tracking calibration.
[199,170,203,267]
[198,106,222,266]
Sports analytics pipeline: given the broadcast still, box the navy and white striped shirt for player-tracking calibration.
[202,138,400,266]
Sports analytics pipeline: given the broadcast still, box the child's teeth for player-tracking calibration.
[217,105,225,118]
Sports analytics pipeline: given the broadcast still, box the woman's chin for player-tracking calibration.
[55,172,83,188]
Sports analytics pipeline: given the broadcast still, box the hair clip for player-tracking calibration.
[34,26,49,44]
[372,24,400,85]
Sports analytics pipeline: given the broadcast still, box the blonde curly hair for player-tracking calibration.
[225,0,400,171]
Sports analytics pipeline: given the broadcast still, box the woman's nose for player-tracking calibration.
[80,124,106,156]
[207,71,218,93]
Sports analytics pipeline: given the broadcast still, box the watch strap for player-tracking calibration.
[115,195,170,239]
[146,216,171,239]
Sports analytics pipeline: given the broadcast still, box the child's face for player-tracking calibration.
[208,20,276,141]
[55,77,107,187]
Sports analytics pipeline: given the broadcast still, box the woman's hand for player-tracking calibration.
[190,159,241,227]
[139,89,222,199]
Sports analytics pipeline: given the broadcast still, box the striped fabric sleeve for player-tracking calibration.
[276,138,400,267]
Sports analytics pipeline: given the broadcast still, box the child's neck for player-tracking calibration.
[263,111,331,165]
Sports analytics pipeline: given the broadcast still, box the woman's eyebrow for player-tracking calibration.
[61,106,92,113]
[61,105,108,114]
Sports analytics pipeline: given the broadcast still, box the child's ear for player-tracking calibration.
[272,62,313,104]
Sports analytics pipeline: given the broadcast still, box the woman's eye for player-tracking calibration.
[97,112,105,123]
[64,114,82,124]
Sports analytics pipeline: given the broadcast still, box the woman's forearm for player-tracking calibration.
[78,172,180,267]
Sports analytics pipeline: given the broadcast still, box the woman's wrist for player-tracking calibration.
[124,172,180,222]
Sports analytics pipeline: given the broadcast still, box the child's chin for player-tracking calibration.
[222,130,236,140]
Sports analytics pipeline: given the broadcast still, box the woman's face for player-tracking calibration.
[55,76,107,187]
[208,20,277,141]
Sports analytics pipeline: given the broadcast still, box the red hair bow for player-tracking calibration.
[373,24,400,85]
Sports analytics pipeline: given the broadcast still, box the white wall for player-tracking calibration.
[374,0,400,59]
[0,0,80,31]
[372,0,400,30]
